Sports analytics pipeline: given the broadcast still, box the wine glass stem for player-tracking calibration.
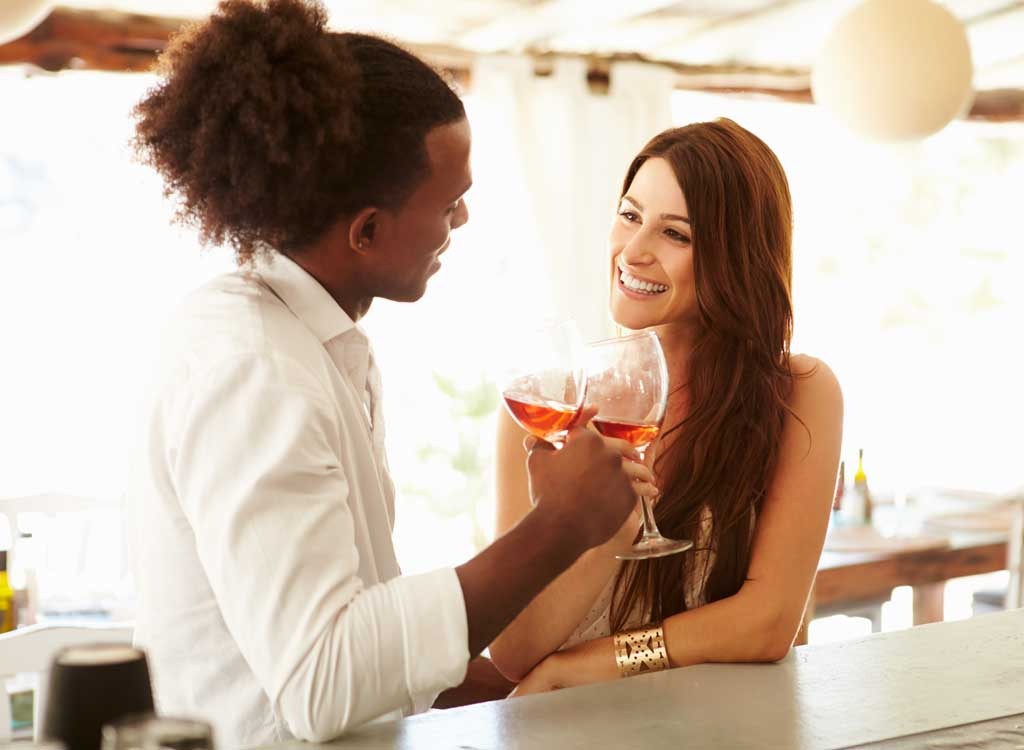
[639,495,663,539]
[634,446,663,539]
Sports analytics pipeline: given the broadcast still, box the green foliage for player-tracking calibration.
[433,373,499,418]
[402,374,500,552]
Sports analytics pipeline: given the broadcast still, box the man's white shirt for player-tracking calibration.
[129,253,469,747]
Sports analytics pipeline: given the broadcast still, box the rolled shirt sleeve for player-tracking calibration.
[171,352,469,740]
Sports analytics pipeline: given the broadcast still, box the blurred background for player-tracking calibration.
[0,0,1022,652]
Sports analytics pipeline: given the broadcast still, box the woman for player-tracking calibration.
[491,119,844,694]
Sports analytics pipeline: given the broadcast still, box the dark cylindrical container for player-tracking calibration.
[42,644,155,750]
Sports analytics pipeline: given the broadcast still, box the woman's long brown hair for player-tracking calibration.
[610,118,797,630]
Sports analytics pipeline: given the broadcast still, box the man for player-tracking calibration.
[129,1,640,745]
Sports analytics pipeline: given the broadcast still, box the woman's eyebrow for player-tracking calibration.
[622,194,690,224]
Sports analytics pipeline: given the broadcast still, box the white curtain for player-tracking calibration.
[469,56,675,343]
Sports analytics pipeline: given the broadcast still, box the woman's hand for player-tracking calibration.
[595,436,658,550]
[589,432,658,498]
[507,653,565,697]
[614,444,658,499]
[508,637,619,697]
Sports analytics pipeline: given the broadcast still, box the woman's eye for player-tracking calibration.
[665,229,690,243]
[618,210,639,223]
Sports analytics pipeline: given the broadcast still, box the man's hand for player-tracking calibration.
[524,413,638,553]
[454,414,646,657]
[432,656,516,708]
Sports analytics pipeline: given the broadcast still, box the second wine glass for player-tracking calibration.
[587,331,693,560]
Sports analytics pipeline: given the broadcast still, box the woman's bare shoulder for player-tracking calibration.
[786,353,842,411]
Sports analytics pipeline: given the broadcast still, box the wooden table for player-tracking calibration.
[265,610,1024,750]
[796,499,1024,644]
[807,530,1009,634]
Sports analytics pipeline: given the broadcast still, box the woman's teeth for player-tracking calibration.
[619,269,668,295]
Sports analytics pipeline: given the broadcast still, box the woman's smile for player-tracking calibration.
[616,265,669,299]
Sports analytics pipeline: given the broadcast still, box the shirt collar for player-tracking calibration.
[252,253,356,344]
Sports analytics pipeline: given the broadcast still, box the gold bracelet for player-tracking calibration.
[613,622,671,678]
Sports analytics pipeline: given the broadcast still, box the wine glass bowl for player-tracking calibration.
[499,320,587,446]
[586,331,693,560]
[502,376,583,441]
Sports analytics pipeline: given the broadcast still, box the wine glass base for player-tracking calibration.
[615,536,694,560]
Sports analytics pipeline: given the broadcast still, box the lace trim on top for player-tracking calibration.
[560,506,716,650]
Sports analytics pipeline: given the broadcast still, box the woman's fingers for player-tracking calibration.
[597,435,642,463]
[632,482,659,499]
[619,458,658,499]
[620,457,656,484]
[590,435,660,498]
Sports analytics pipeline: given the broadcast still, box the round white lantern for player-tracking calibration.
[811,0,974,142]
[0,0,52,47]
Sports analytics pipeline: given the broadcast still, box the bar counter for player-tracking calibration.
[262,609,1024,749]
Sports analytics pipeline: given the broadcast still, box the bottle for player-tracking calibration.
[838,449,874,526]
[12,532,39,626]
[840,455,865,526]
[831,460,846,529]
[854,448,873,524]
[0,549,15,633]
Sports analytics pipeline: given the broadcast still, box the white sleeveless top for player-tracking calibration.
[560,506,716,650]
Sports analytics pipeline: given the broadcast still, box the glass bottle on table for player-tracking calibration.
[854,448,873,524]
[839,448,872,526]
[0,549,15,632]
[12,531,40,626]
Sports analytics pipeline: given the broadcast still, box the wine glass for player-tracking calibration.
[587,331,693,560]
[499,319,587,447]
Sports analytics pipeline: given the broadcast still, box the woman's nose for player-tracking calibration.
[620,233,654,265]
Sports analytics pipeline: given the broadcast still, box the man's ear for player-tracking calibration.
[348,207,378,255]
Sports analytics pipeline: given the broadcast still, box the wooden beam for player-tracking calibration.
[967,88,1024,122]
[0,6,177,72]
[2,6,1023,122]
